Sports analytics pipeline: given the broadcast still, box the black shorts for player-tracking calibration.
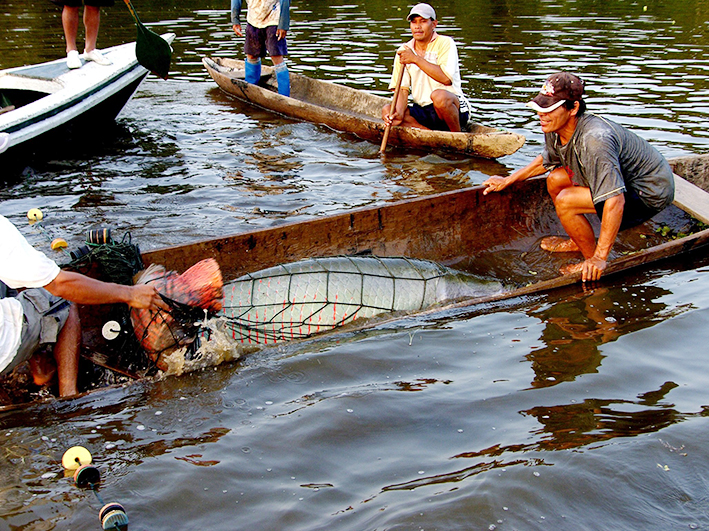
[245,24,288,58]
[50,0,114,7]
[409,102,469,132]
[595,188,661,231]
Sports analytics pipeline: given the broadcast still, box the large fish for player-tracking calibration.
[218,256,502,344]
[131,258,223,369]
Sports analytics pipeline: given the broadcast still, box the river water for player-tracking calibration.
[2,0,709,529]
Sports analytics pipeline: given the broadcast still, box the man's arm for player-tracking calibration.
[231,0,242,35]
[582,193,624,282]
[45,271,168,311]
[278,0,290,32]
[482,154,549,195]
[397,46,451,85]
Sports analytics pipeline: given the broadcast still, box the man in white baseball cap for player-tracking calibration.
[382,3,470,132]
[482,72,674,282]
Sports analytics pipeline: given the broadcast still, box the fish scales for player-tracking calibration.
[218,256,502,344]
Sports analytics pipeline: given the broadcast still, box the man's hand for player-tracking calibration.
[581,255,607,282]
[276,29,287,40]
[128,284,170,312]
[560,255,608,281]
[383,107,403,127]
[397,46,418,66]
[482,175,509,195]
[233,24,243,37]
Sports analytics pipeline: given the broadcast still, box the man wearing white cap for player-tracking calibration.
[482,72,674,282]
[382,3,469,132]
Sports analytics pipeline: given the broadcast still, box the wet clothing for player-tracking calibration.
[231,0,291,31]
[541,113,674,216]
[50,0,114,7]
[388,33,470,131]
[0,216,65,375]
[245,24,288,58]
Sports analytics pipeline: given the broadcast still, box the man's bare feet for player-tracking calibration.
[29,351,57,387]
[540,236,581,253]
[559,261,583,276]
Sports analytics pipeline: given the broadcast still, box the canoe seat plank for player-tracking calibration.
[673,173,709,225]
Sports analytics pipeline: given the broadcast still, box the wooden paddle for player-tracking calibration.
[380,64,406,154]
[122,0,172,79]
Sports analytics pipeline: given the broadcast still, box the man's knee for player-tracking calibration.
[546,167,573,198]
[430,89,458,110]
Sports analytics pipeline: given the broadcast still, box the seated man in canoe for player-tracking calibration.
[482,72,675,282]
[381,3,470,132]
[0,215,168,397]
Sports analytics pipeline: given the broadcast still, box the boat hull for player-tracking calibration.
[0,34,175,162]
[202,57,526,159]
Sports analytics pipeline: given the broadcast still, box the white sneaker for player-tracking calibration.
[84,49,112,66]
[66,50,82,69]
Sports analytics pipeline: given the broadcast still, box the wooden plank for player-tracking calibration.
[673,173,709,225]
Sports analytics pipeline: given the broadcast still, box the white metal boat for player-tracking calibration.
[0,33,175,157]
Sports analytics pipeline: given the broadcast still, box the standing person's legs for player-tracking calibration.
[265,28,289,96]
[83,5,101,53]
[62,5,80,53]
[82,3,112,65]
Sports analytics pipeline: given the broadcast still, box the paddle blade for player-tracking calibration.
[136,25,172,79]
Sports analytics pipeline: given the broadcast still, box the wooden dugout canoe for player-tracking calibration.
[202,56,526,159]
[2,154,709,410]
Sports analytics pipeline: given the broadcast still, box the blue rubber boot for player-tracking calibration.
[275,62,290,97]
[245,58,261,85]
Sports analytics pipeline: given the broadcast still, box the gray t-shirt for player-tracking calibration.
[541,113,674,211]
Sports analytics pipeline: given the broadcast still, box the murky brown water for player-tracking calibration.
[2,0,709,529]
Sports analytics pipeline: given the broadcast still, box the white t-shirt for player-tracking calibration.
[0,215,60,372]
[388,34,467,108]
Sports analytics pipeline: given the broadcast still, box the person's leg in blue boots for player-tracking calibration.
[274,61,290,97]
[245,56,261,84]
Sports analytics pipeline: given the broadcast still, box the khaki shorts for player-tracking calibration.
[0,289,71,376]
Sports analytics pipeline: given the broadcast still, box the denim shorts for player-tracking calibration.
[245,24,288,58]
[0,289,71,377]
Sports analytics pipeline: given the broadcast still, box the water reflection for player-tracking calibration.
[526,284,686,388]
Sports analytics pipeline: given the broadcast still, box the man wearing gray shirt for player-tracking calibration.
[482,72,674,282]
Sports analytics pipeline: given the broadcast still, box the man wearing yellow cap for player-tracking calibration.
[482,72,674,282]
[382,3,469,132]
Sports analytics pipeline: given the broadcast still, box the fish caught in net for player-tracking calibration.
[217,256,502,345]
[131,258,224,370]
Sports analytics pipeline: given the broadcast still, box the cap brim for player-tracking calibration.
[526,99,566,113]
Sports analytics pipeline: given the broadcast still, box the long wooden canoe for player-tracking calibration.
[202,57,526,159]
[2,154,708,409]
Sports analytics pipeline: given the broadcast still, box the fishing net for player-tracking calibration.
[61,229,143,285]
[219,256,457,345]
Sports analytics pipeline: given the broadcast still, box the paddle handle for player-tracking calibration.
[380,63,406,154]
[123,0,140,24]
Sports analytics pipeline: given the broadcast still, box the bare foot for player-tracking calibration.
[541,236,580,253]
[559,261,583,275]
[29,351,57,386]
